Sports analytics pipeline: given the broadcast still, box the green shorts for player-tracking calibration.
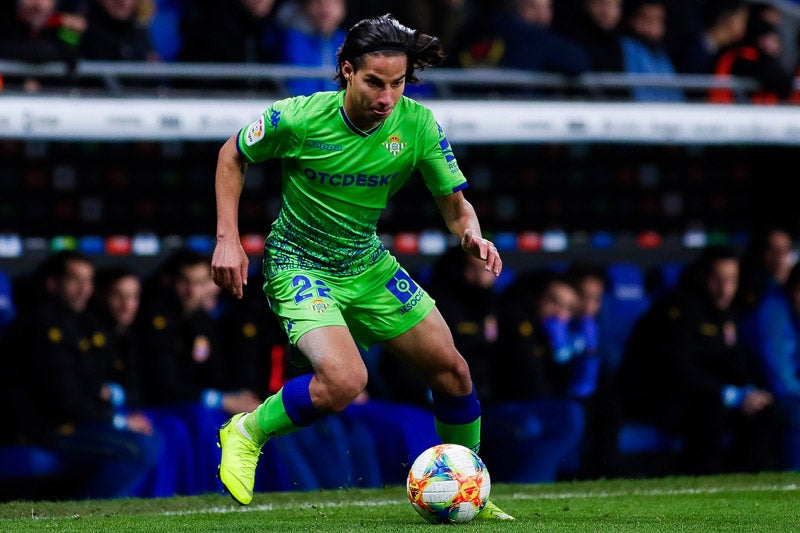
[263,253,435,349]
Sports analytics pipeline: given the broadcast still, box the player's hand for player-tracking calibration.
[461,228,502,276]
[212,237,249,299]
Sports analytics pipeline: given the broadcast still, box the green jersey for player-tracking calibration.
[236,90,467,277]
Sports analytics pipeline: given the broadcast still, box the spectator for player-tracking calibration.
[79,0,158,61]
[92,265,199,496]
[709,1,794,104]
[670,0,748,74]
[178,0,280,64]
[135,248,261,492]
[0,251,162,499]
[738,226,795,314]
[739,254,800,471]
[451,0,589,79]
[278,0,347,96]
[620,0,685,101]
[0,0,86,92]
[345,0,467,52]
[617,246,784,475]
[565,263,620,478]
[483,270,586,482]
[555,0,625,74]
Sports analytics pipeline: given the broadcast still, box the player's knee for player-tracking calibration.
[449,355,473,392]
[327,368,368,412]
[429,351,472,396]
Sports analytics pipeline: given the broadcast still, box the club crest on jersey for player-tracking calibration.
[245,116,265,146]
[384,134,407,156]
[309,298,329,314]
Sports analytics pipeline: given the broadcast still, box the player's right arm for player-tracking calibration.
[211,134,249,299]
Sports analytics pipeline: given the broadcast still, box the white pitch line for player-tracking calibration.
[160,484,799,517]
[515,483,800,500]
[163,499,405,517]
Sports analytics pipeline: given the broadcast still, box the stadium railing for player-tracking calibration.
[0,59,772,99]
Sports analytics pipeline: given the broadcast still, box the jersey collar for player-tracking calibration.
[338,91,384,138]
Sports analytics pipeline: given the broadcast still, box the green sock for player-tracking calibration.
[435,416,482,453]
[243,389,303,446]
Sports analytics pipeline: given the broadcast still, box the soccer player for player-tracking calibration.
[212,13,513,520]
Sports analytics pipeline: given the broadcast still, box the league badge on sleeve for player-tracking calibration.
[245,116,265,146]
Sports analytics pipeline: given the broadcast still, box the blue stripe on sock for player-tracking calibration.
[282,374,321,426]
[432,386,481,424]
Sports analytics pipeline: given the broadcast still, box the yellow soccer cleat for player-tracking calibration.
[218,413,263,505]
[476,499,516,521]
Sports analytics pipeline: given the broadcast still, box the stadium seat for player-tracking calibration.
[616,423,682,455]
[597,262,650,376]
[0,269,15,336]
[0,445,69,479]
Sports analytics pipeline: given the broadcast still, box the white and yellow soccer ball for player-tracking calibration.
[406,443,491,524]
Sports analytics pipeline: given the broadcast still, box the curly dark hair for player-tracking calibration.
[334,13,446,89]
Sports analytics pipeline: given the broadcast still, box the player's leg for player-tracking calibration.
[220,267,366,504]
[381,306,514,520]
[381,306,478,448]
[220,325,367,504]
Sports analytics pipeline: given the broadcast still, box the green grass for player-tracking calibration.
[1,472,799,532]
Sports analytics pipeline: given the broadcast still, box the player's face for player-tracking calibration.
[342,53,407,131]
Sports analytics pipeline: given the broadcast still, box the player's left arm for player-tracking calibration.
[435,191,502,276]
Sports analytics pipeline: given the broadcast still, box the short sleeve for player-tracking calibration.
[415,110,468,197]
[236,97,304,163]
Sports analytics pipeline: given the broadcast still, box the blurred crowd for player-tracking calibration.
[2,225,800,499]
[1,0,799,101]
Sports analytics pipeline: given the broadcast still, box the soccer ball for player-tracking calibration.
[406,443,491,524]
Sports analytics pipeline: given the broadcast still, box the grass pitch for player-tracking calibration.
[1,472,799,532]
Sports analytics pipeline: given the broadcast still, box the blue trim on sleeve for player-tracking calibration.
[234,128,245,157]
[452,182,469,193]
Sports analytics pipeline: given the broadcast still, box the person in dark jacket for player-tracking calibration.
[135,248,261,493]
[618,245,783,474]
[0,251,162,499]
[453,0,589,75]
[0,0,86,91]
[176,0,281,91]
[91,265,200,496]
[555,0,625,73]
[79,0,157,61]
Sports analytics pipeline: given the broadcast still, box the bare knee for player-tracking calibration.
[431,350,473,396]
[310,365,368,413]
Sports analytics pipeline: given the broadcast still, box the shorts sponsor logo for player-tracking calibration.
[386,269,422,314]
[245,116,265,146]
